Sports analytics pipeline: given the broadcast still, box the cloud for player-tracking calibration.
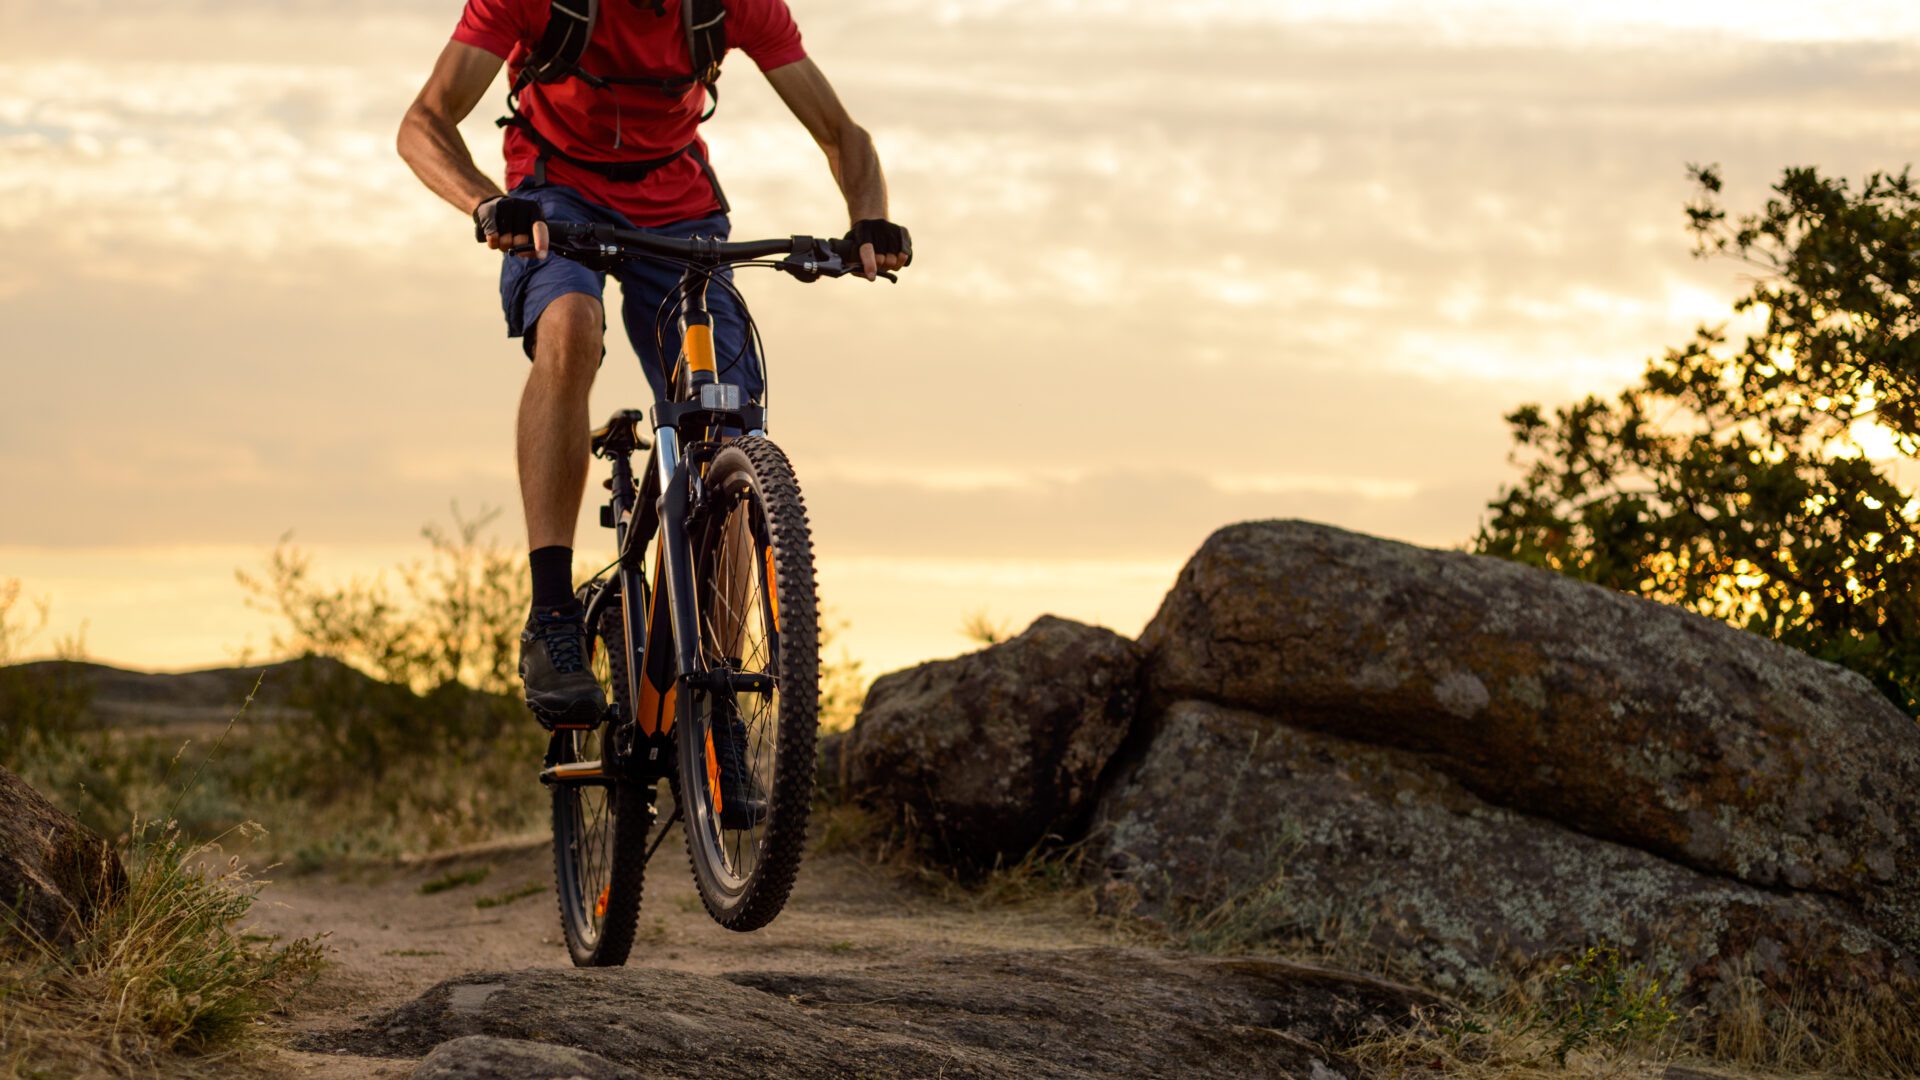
[7,0,1920,668]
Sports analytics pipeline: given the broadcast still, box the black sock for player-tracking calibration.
[529,546,577,612]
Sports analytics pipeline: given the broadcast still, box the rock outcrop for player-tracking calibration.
[0,765,125,950]
[1098,700,1917,998]
[838,616,1141,866]
[831,519,1920,1009]
[1137,520,1920,953]
[308,948,1434,1079]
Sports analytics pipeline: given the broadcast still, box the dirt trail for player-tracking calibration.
[249,829,1117,1078]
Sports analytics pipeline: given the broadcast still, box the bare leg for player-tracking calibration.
[518,292,603,551]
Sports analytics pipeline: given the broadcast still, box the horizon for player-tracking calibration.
[5,0,1918,678]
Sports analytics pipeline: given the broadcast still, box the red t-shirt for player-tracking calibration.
[453,0,806,225]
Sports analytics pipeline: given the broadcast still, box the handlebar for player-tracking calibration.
[537,221,892,282]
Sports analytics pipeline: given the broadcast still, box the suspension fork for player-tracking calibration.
[653,268,720,685]
[652,426,704,682]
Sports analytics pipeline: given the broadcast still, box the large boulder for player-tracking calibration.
[1098,701,1918,999]
[1140,521,1920,952]
[839,616,1141,866]
[306,949,1436,1080]
[0,765,125,950]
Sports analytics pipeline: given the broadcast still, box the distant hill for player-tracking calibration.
[3,656,374,731]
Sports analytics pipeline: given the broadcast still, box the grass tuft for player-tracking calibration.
[473,882,546,910]
[1,820,327,1078]
[418,866,491,895]
[1355,948,1680,1079]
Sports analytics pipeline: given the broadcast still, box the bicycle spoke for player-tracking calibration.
[689,488,782,885]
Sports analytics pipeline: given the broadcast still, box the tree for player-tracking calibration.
[1476,165,1920,711]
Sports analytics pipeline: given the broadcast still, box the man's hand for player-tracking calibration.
[846,219,911,280]
[474,195,550,259]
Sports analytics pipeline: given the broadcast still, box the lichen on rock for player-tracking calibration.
[1138,520,1920,954]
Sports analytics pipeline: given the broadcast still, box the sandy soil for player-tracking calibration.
[248,826,1114,1078]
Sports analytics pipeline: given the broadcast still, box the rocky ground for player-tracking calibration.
[249,833,1427,1079]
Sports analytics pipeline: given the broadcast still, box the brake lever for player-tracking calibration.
[777,249,898,284]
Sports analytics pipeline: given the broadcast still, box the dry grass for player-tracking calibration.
[1688,960,1920,1079]
[1274,915,1917,1080]
[942,834,1101,911]
[807,798,1107,914]
[1355,979,1920,1080]
[1354,1012,1671,1080]
[1353,947,1681,1079]
[0,822,327,1079]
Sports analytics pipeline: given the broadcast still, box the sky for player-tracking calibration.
[3,0,1919,676]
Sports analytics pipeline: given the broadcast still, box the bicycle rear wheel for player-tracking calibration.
[678,436,819,931]
[550,593,651,966]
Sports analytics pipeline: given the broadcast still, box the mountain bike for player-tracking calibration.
[536,220,890,965]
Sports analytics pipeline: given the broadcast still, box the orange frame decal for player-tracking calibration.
[636,544,677,736]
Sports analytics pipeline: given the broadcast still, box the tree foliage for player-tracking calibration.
[1477,165,1920,710]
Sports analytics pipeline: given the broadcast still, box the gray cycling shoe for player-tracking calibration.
[520,606,607,730]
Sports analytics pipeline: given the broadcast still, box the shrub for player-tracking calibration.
[0,820,326,1076]
[0,580,94,760]
[226,509,548,857]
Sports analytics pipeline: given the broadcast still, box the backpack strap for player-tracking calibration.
[522,0,599,86]
[498,111,695,185]
[685,0,727,88]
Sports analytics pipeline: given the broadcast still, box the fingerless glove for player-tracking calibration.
[473,195,545,242]
[846,219,913,265]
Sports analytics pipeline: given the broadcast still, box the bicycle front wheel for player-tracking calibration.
[678,435,819,931]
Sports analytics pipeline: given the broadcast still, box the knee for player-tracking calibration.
[532,293,604,386]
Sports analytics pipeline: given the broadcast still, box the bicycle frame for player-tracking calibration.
[579,266,767,781]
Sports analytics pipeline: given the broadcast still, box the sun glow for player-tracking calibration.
[8,0,1920,673]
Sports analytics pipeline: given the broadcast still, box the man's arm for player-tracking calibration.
[764,58,906,279]
[397,41,547,256]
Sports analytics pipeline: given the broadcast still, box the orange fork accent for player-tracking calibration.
[594,885,609,920]
[704,729,723,816]
[764,546,780,631]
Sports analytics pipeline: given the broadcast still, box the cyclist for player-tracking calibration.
[396,0,911,728]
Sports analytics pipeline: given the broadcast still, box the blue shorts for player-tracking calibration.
[499,182,764,409]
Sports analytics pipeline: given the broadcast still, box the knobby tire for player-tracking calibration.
[677,435,819,931]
